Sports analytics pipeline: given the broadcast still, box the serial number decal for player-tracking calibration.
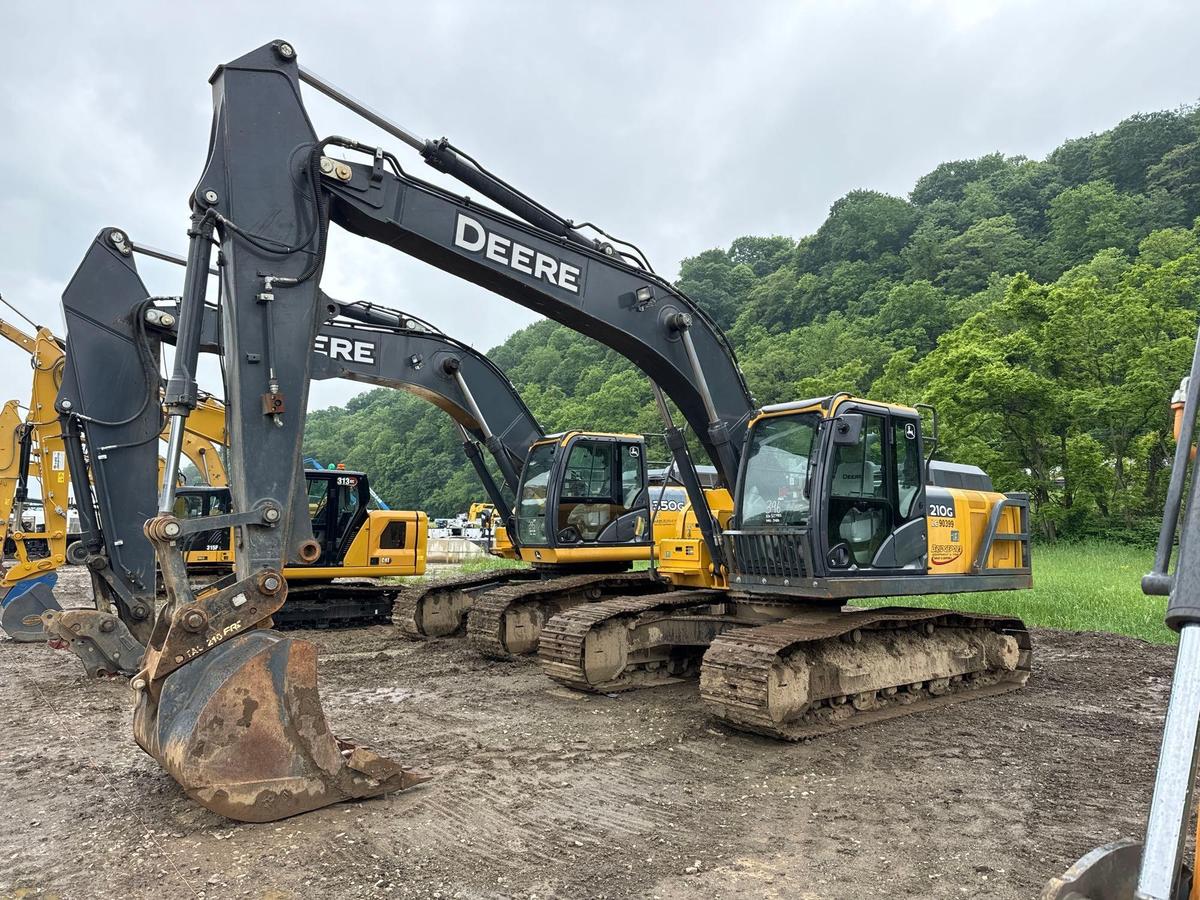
[183,621,245,659]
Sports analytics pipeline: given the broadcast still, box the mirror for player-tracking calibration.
[831,413,864,446]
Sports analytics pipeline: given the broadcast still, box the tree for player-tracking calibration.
[1047,180,1140,265]
[1092,110,1196,193]
[795,190,918,272]
[1147,140,1200,218]
[935,215,1033,295]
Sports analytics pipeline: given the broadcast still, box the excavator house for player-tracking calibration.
[127,41,1033,823]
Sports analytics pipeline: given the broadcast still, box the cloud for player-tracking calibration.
[0,0,1195,415]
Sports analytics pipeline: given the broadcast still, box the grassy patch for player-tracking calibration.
[454,555,531,573]
[861,541,1173,644]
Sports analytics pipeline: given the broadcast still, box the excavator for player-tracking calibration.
[41,227,696,671]
[1041,365,1200,900]
[302,296,684,656]
[0,317,70,641]
[37,231,429,676]
[124,41,1032,822]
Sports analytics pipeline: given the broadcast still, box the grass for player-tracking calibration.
[860,541,1174,644]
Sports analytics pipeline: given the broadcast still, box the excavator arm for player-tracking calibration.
[310,299,543,524]
[171,42,756,570]
[52,228,544,648]
[130,41,758,821]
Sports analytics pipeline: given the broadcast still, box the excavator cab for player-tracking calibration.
[294,469,426,578]
[304,469,371,565]
[173,471,426,578]
[726,396,1029,596]
[515,432,652,566]
[174,486,234,567]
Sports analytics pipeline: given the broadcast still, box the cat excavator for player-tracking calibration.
[128,42,1032,822]
[0,317,70,641]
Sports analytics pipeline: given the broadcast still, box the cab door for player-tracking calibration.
[821,406,927,573]
[552,436,652,549]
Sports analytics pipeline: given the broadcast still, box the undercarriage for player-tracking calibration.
[538,592,1031,738]
[394,568,668,658]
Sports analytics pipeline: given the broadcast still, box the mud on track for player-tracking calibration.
[0,568,1177,899]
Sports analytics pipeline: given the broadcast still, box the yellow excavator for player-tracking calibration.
[0,318,72,640]
[0,312,237,640]
[118,43,1033,823]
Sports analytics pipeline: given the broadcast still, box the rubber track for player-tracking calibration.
[391,569,537,638]
[273,582,406,630]
[466,572,664,659]
[538,591,725,692]
[700,607,1032,740]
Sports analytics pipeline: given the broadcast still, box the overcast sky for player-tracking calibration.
[0,0,1196,412]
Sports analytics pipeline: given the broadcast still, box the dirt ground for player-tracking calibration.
[0,567,1179,900]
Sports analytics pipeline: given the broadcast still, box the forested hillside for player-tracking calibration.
[306,107,1200,541]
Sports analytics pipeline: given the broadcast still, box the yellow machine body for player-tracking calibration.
[0,324,69,586]
[286,509,428,580]
[655,488,734,589]
[925,487,1025,574]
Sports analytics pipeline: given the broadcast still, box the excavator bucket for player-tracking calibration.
[133,628,428,822]
[0,574,61,642]
[1040,839,1192,899]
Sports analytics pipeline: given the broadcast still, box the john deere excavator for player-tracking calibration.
[37,231,429,677]
[126,41,1032,822]
[304,301,701,657]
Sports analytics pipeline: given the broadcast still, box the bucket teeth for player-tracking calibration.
[134,628,427,822]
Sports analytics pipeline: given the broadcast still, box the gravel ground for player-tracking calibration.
[0,566,1177,899]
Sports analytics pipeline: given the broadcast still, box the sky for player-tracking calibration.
[0,0,1196,411]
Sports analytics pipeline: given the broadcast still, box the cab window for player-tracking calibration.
[561,441,613,499]
[621,445,644,508]
[559,440,648,544]
[739,413,819,527]
[516,443,556,544]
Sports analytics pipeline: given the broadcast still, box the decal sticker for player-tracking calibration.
[931,543,964,566]
[454,213,583,294]
[314,334,377,365]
